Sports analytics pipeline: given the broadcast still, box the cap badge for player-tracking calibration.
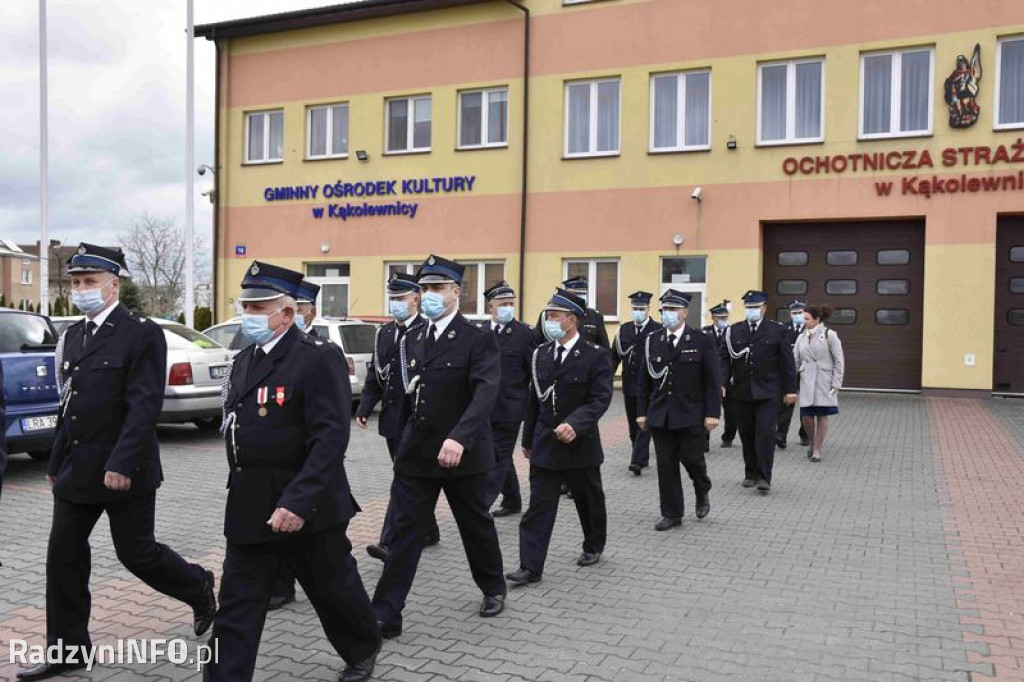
[428,256,436,265]
[77,246,86,255]
[250,264,259,275]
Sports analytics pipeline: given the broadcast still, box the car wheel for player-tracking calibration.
[193,418,221,431]
[27,450,51,462]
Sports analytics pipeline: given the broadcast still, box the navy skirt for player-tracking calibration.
[800,406,839,417]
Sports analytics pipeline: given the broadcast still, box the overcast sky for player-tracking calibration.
[1,0,342,253]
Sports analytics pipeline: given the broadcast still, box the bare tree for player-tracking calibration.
[119,214,208,318]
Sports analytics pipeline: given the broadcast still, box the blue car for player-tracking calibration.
[1,308,59,461]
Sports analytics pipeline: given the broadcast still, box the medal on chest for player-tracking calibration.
[257,386,269,417]
[275,385,285,406]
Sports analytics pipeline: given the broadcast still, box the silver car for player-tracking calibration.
[202,317,375,401]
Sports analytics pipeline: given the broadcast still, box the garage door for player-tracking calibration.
[994,216,1024,395]
[763,221,925,391]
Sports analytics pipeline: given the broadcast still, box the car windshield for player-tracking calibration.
[339,324,375,354]
[162,324,223,350]
[0,312,58,351]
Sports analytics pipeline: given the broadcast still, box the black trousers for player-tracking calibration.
[46,493,207,648]
[518,465,606,575]
[736,397,780,483]
[652,427,712,519]
[624,393,652,466]
[372,473,505,628]
[205,523,380,681]
[484,421,522,511]
[776,398,807,443]
[721,391,739,442]
[379,436,438,546]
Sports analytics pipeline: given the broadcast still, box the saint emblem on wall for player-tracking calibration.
[944,44,982,128]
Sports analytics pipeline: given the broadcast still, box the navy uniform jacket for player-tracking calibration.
[781,321,804,349]
[476,318,537,424]
[637,325,721,430]
[701,324,729,352]
[612,319,664,397]
[720,320,798,402]
[222,326,357,545]
[534,308,610,348]
[522,339,613,470]
[394,313,500,478]
[356,316,426,438]
[48,304,165,504]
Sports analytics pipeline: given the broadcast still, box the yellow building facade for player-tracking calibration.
[197,0,1024,394]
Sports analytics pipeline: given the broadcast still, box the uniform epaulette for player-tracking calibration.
[591,342,601,350]
[770,319,784,326]
[126,311,151,325]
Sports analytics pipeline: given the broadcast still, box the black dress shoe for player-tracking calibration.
[799,436,810,447]
[17,662,87,680]
[695,497,710,519]
[424,531,440,547]
[757,479,771,492]
[492,506,520,518]
[378,621,402,639]
[628,463,642,476]
[559,483,570,495]
[720,439,733,448]
[776,437,787,449]
[506,568,542,585]
[479,594,505,617]
[654,517,682,531]
[268,592,295,611]
[339,650,377,682]
[193,569,217,637]
[366,543,389,562]
[577,552,601,567]
[742,478,757,488]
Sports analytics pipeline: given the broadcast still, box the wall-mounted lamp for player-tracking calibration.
[726,135,737,150]
[672,233,684,255]
[320,244,330,254]
[690,186,703,202]
[355,150,369,161]
[196,163,217,176]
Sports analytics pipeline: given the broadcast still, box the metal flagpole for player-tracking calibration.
[184,0,195,328]
[39,0,49,313]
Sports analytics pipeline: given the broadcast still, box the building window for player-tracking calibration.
[20,269,31,285]
[245,110,284,163]
[456,261,505,317]
[650,70,711,152]
[458,88,508,149]
[757,59,824,145]
[565,259,619,317]
[307,103,349,159]
[997,37,1024,129]
[826,250,858,266]
[305,263,350,318]
[565,78,620,158]
[387,95,431,154]
[659,256,708,326]
[860,48,933,139]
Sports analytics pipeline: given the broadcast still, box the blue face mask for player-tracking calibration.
[72,280,113,314]
[389,299,412,322]
[240,309,282,346]
[421,291,448,320]
[294,313,308,333]
[715,319,729,329]
[544,320,566,341]
[745,307,763,323]
[661,310,680,329]
[496,306,515,325]
[632,310,647,325]
[791,312,805,326]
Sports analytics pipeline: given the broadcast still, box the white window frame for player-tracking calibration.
[563,78,621,159]
[659,256,709,329]
[306,102,349,160]
[383,262,418,314]
[20,269,31,285]
[995,36,1024,131]
[305,263,351,318]
[858,47,935,140]
[649,70,713,153]
[385,95,432,155]
[562,258,620,320]
[457,87,509,150]
[756,58,825,146]
[456,260,506,319]
[244,109,284,164]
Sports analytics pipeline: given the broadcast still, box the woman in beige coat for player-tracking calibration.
[793,304,845,462]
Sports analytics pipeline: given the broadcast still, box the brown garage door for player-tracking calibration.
[763,220,925,391]
[994,216,1024,394]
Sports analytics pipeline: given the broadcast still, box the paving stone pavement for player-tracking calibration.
[1,391,1021,681]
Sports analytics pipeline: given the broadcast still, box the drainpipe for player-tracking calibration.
[212,37,222,321]
[505,0,529,312]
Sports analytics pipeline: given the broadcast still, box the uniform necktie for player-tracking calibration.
[251,347,266,370]
[396,324,407,342]
[494,324,502,337]
[426,324,437,351]
[668,333,677,348]
[555,345,565,365]
[750,322,758,334]
[82,321,97,350]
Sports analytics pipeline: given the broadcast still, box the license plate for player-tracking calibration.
[22,415,57,432]
[210,365,229,379]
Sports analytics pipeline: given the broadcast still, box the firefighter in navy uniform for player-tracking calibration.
[612,291,663,475]
[17,244,216,682]
[721,290,798,493]
[506,289,613,586]
[534,276,610,348]
[372,255,506,639]
[776,299,810,449]
[637,290,721,531]
[356,273,438,561]
[702,301,738,448]
[206,262,380,682]
[478,281,537,517]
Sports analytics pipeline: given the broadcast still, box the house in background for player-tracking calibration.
[0,240,40,310]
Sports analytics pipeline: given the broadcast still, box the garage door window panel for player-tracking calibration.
[826,280,858,295]
[878,279,911,295]
[777,251,808,266]
[877,249,911,265]
[826,250,858,266]
[876,309,910,325]
[777,280,807,295]
[830,309,857,325]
